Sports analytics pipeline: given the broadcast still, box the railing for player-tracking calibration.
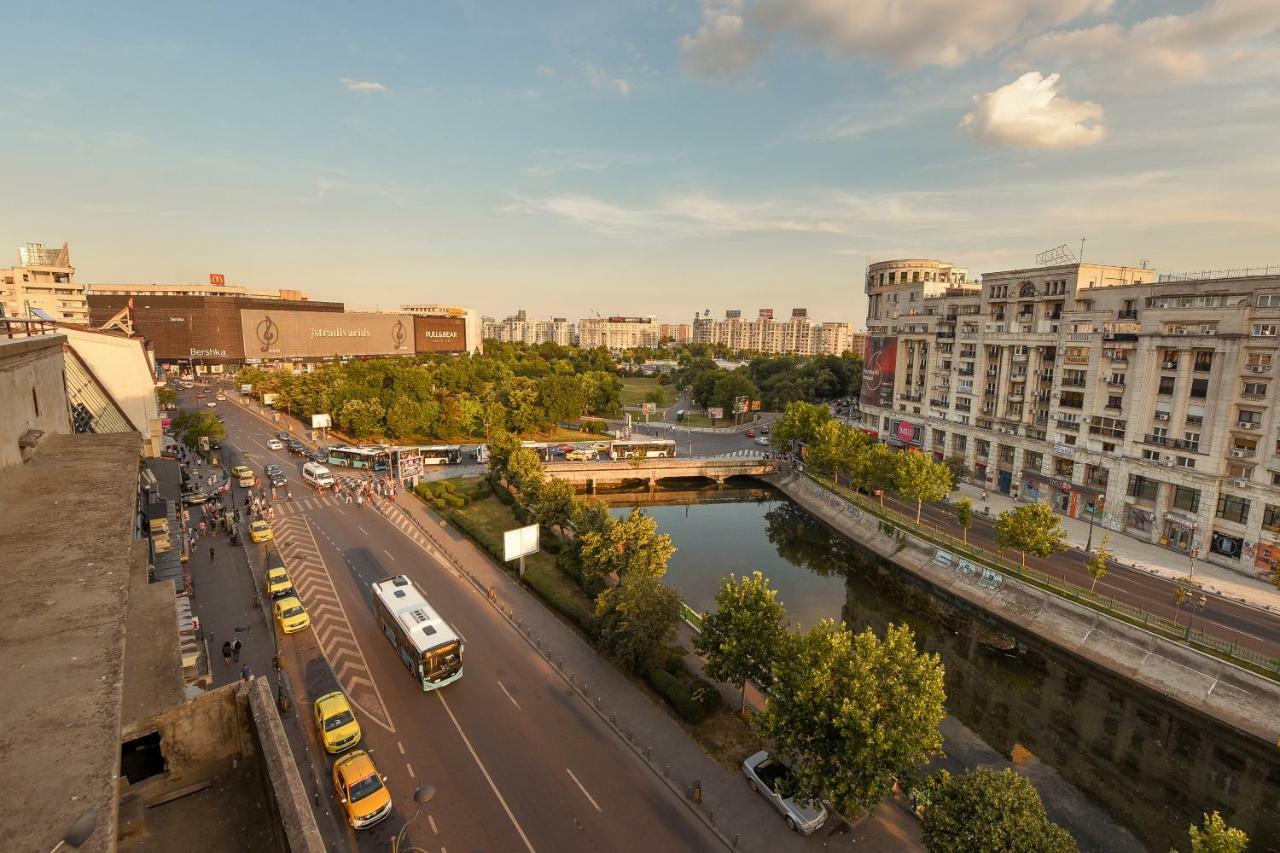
[1144,434,1199,452]
[1056,420,1080,432]
[1159,266,1280,282]
[0,317,60,339]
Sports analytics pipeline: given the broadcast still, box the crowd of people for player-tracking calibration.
[334,475,398,507]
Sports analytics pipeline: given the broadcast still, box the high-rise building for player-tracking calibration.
[860,256,1280,574]
[690,308,861,356]
[1,242,88,323]
[659,323,694,345]
[483,310,575,346]
[577,316,660,350]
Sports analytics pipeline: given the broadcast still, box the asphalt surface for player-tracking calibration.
[200,388,726,853]
[874,490,1280,660]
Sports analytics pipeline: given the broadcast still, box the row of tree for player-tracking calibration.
[664,351,863,413]
[235,343,623,442]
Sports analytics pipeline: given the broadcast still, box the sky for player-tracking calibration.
[3,0,1279,326]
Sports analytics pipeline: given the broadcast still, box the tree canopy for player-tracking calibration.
[1188,810,1249,853]
[993,504,1068,568]
[894,450,953,523]
[578,508,676,586]
[595,573,682,674]
[921,768,1077,853]
[694,572,789,710]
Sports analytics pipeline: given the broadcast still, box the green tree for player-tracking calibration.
[759,621,946,817]
[643,388,666,406]
[806,419,867,478]
[770,401,833,452]
[921,768,1077,853]
[850,442,898,507]
[157,386,177,407]
[711,371,759,414]
[694,572,790,712]
[506,447,546,497]
[1087,533,1111,593]
[1173,577,1195,626]
[538,374,586,424]
[385,397,425,440]
[1188,810,1249,853]
[894,449,953,523]
[570,496,613,539]
[954,497,973,546]
[172,410,225,449]
[595,574,682,674]
[531,477,577,538]
[578,508,675,586]
[486,431,520,480]
[993,503,1068,569]
[337,398,386,438]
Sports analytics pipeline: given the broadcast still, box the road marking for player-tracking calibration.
[358,525,370,536]
[406,763,415,779]
[565,768,602,813]
[384,550,397,561]
[429,815,438,835]
[497,680,522,710]
[398,741,405,755]
[437,692,536,853]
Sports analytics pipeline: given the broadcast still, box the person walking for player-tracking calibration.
[221,640,232,666]
[209,545,216,563]
[240,663,252,683]
[232,636,242,662]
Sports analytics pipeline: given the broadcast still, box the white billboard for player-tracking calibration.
[311,413,332,429]
[503,524,540,562]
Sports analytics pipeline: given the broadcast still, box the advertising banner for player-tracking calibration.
[861,336,898,409]
[240,309,415,359]
[707,407,724,419]
[413,315,467,353]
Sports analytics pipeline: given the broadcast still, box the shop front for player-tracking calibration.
[1124,505,1156,537]
[1020,471,1102,518]
[1254,540,1280,573]
[1160,511,1198,553]
[1209,530,1244,562]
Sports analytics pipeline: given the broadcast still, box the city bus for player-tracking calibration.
[608,439,677,459]
[419,445,463,465]
[520,440,552,462]
[371,575,464,691]
[326,445,391,472]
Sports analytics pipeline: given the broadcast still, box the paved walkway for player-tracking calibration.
[949,482,1280,612]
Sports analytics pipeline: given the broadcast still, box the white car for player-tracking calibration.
[742,751,827,834]
[755,436,770,446]
[206,401,217,408]
[266,438,284,450]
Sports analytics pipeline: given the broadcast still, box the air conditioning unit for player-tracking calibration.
[1248,364,1269,373]
[1231,449,1249,457]
[1161,458,1175,467]
[1154,411,1170,421]
[1237,421,1260,430]
[1233,478,1249,487]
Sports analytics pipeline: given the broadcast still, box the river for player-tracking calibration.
[605,484,1280,853]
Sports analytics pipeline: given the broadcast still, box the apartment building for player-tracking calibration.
[1,242,89,323]
[659,322,694,345]
[483,310,575,346]
[691,307,864,356]
[861,257,1280,574]
[577,315,660,350]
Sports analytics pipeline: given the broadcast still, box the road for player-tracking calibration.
[872,489,1280,660]
[205,390,726,852]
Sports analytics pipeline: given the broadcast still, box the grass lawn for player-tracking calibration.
[678,412,725,428]
[620,376,675,409]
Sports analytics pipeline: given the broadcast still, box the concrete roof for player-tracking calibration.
[0,432,141,853]
[121,539,185,732]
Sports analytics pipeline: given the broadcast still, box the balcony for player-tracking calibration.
[1234,420,1261,431]
[1061,379,1087,388]
[958,368,975,377]
[1144,434,1200,452]
[1012,351,1029,362]
[1230,446,1257,459]
[1056,420,1080,432]
[1008,392,1024,403]
[1160,361,1179,370]
[1106,378,1126,387]
[1117,310,1139,320]
[1064,354,1090,365]
[1110,357,1130,366]
[929,398,950,408]
[1186,415,1204,426]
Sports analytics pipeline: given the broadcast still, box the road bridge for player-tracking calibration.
[545,456,777,491]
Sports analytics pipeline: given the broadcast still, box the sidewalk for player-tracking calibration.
[949,482,1280,613]
[385,492,918,852]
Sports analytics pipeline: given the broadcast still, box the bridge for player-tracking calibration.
[544,456,777,491]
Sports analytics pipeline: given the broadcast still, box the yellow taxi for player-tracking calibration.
[591,441,610,452]
[333,750,393,829]
[264,565,294,600]
[566,448,596,461]
[231,465,256,487]
[249,519,274,543]
[314,691,362,753]
[273,596,311,634]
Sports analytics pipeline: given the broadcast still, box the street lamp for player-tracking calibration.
[1084,501,1097,552]
[392,784,436,853]
[50,807,97,852]
[1187,593,1209,635]
[1189,524,1200,578]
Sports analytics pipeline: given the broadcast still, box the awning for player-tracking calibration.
[1164,511,1199,530]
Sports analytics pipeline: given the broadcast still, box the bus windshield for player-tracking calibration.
[425,641,461,679]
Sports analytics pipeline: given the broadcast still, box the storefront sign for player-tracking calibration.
[896,420,915,443]
[240,309,415,359]
[1052,443,1076,457]
[189,347,228,358]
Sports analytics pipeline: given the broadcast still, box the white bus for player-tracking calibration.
[520,440,552,462]
[371,575,464,691]
[608,439,677,459]
[419,445,463,465]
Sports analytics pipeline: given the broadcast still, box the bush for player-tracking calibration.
[525,568,598,638]
[646,666,722,724]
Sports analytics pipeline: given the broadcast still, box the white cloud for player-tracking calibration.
[581,63,631,96]
[679,0,762,79]
[339,78,387,93]
[536,65,556,78]
[960,72,1105,149]
[1019,0,1280,87]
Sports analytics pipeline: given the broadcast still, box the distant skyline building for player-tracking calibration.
[691,307,863,356]
[577,316,660,351]
[1,242,89,323]
[482,309,576,346]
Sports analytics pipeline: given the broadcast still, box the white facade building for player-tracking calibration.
[483,310,575,346]
[692,308,864,356]
[577,316,660,350]
[1,243,88,323]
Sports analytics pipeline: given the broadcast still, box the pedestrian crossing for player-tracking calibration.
[711,449,769,459]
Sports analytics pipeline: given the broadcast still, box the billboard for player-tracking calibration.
[707,407,724,419]
[413,315,468,353]
[860,336,898,409]
[504,524,540,561]
[311,414,332,429]
[240,309,415,359]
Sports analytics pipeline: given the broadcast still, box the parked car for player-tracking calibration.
[755,436,770,446]
[206,401,217,408]
[249,520,274,543]
[306,449,328,462]
[742,751,827,834]
[286,439,305,454]
[276,431,290,441]
[180,492,209,505]
[270,472,288,487]
[745,428,756,437]
[332,751,392,829]
[266,438,284,450]
[274,596,310,634]
[265,565,294,600]
[314,691,363,754]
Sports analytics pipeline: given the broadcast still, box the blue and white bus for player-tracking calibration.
[371,575,463,691]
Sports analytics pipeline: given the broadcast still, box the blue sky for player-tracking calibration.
[4,1,1278,324]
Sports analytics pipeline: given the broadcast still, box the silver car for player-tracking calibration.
[742,751,827,834]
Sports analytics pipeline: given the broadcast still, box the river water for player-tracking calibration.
[605,485,1280,853]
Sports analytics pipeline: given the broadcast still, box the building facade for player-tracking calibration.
[691,307,863,356]
[659,322,694,345]
[577,316,660,350]
[861,257,1280,573]
[482,310,575,346]
[1,242,89,323]
[88,275,309,302]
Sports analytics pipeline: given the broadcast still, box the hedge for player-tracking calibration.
[646,666,722,724]
[524,568,598,638]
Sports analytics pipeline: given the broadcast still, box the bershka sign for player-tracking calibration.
[240,309,414,358]
[190,347,228,358]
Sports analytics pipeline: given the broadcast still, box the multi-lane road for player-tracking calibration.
[205,391,726,853]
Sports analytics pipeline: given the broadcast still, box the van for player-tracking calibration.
[303,462,334,489]
[472,444,489,464]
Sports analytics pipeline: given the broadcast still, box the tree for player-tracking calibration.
[850,442,898,506]
[954,498,973,546]
[710,371,759,415]
[506,447,545,497]
[921,768,1077,853]
[758,621,945,817]
[806,419,867,479]
[337,398,386,438]
[1087,534,1111,593]
[538,374,586,424]
[770,401,833,452]
[595,574,682,674]
[894,450,953,524]
[694,572,790,712]
[570,496,612,539]
[993,503,1067,569]
[531,477,577,538]
[172,410,225,449]
[578,509,675,586]
[1188,810,1249,853]
[1173,577,1195,626]
[486,431,520,480]
[157,386,177,408]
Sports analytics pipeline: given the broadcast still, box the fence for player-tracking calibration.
[793,473,1280,680]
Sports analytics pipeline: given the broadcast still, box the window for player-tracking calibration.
[1264,504,1280,533]
[953,435,967,453]
[1246,352,1273,370]
[1238,409,1262,426]
[1243,381,1268,398]
[1102,442,1116,452]
[1216,493,1251,524]
[1141,449,1160,461]
[1176,456,1196,468]
[1059,391,1084,409]
[1172,485,1201,513]
[1109,372,1125,385]
[1127,474,1160,502]
[1256,293,1280,308]
[1252,324,1277,337]
[1158,376,1175,395]
[1189,378,1209,398]
[1107,395,1123,409]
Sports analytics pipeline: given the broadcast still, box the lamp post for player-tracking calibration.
[50,807,97,852]
[1189,523,1200,578]
[1084,501,1098,552]
[1187,592,1209,635]
[392,784,436,853]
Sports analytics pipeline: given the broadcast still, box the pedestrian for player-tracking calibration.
[240,663,252,683]
[232,636,242,662]
[287,488,293,501]
[222,640,232,666]
[981,489,988,503]
[209,545,216,563]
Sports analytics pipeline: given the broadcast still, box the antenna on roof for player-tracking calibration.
[1035,244,1079,266]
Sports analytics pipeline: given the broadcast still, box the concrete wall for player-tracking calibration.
[0,335,70,468]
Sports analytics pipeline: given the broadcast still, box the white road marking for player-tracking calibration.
[384,550,397,561]
[437,693,536,853]
[566,768,602,813]
[428,815,439,834]
[497,680,522,711]
[406,763,415,779]
[398,741,405,755]
[358,525,370,536]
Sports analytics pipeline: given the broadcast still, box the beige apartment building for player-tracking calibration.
[692,307,864,356]
[577,315,660,350]
[861,257,1280,574]
[659,322,694,345]
[483,310,575,346]
[1,242,89,323]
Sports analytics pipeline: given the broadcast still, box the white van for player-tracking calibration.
[302,462,334,489]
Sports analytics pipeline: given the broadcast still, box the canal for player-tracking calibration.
[606,484,1280,853]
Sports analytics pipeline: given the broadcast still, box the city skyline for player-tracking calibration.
[4,1,1278,323]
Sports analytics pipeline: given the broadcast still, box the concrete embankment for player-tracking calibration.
[768,472,1280,748]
